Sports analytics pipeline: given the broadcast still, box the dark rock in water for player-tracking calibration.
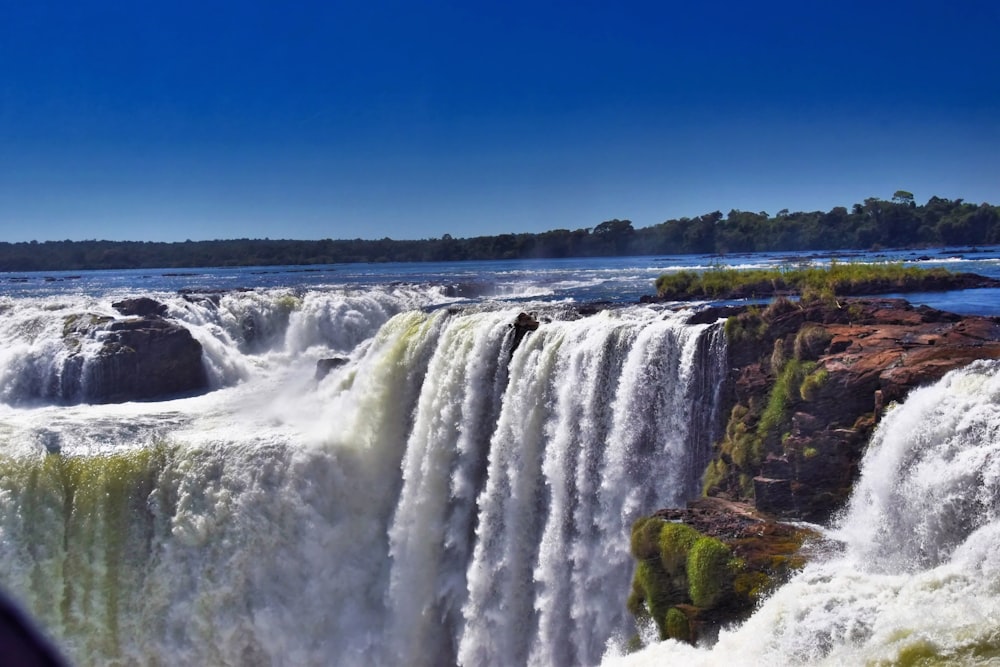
[112,297,169,318]
[684,305,746,325]
[178,289,223,307]
[84,318,208,403]
[241,315,258,348]
[315,357,349,381]
[61,311,207,404]
[509,312,539,355]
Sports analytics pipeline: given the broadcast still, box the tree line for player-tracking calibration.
[1,193,998,272]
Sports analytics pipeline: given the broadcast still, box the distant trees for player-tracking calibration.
[892,190,915,206]
[1,195,999,272]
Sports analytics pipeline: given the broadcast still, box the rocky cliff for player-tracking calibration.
[627,294,1000,646]
[705,296,1000,522]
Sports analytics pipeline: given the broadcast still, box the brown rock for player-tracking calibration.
[711,297,1000,522]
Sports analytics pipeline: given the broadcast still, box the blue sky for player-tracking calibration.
[1,1,998,242]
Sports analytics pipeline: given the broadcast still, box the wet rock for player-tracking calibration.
[112,297,168,318]
[509,311,539,355]
[61,312,207,404]
[315,357,349,381]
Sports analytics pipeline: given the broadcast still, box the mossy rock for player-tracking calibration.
[687,536,734,608]
[664,606,691,643]
[659,522,700,573]
[627,503,818,645]
[630,516,667,560]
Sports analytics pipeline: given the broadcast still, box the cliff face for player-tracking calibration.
[705,297,1000,523]
[626,295,1000,648]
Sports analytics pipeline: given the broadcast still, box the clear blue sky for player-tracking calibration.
[1,1,998,242]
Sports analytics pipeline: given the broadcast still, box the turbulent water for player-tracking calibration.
[608,359,1000,666]
[0,278,726,666]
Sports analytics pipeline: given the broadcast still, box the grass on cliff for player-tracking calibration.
[655,260,951,300]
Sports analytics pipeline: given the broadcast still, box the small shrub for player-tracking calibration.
[793,325,833,361]
[799,368,829,401]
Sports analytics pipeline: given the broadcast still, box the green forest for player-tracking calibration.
[2,193,998,271]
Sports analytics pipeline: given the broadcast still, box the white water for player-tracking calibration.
[608,359,1000,666]
[0,287,726,666]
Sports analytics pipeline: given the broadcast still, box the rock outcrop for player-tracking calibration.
[509,311,539,354]
[315,357,349,381]
[627,497,819,646]
[62,299,207,404]
[112,297,169,318]
[705,297,1000,522]
[629,293,1000,648]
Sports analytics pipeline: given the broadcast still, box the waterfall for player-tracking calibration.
[609,359,1000,666]
[0,299,727,666]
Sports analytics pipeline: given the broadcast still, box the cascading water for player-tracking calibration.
[608,358,1000,666]
[0,287,727,666]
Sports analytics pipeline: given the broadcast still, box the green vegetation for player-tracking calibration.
[687,536,735,607]
[758,359,815,438]
[706,297,838,499]
[656,260,954,300]
[799,368,829,402]
[627,510,817,646]
[1,194,998,271]
[628,518,741,641]
[664,607,690,643]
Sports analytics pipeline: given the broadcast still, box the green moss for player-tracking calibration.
[769,338,787,375]
[701,458,728,496]
[275,294,302,311]
[758,359,816,439]
[626,579,647,617]
[802,446,819,459]
[659,523,701,574]
[664,607,691,643]
[630,517,666,560]
[687,536,735,607]
[623,634,645,655]
[633,560,675,637]
[732,571,771,603]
